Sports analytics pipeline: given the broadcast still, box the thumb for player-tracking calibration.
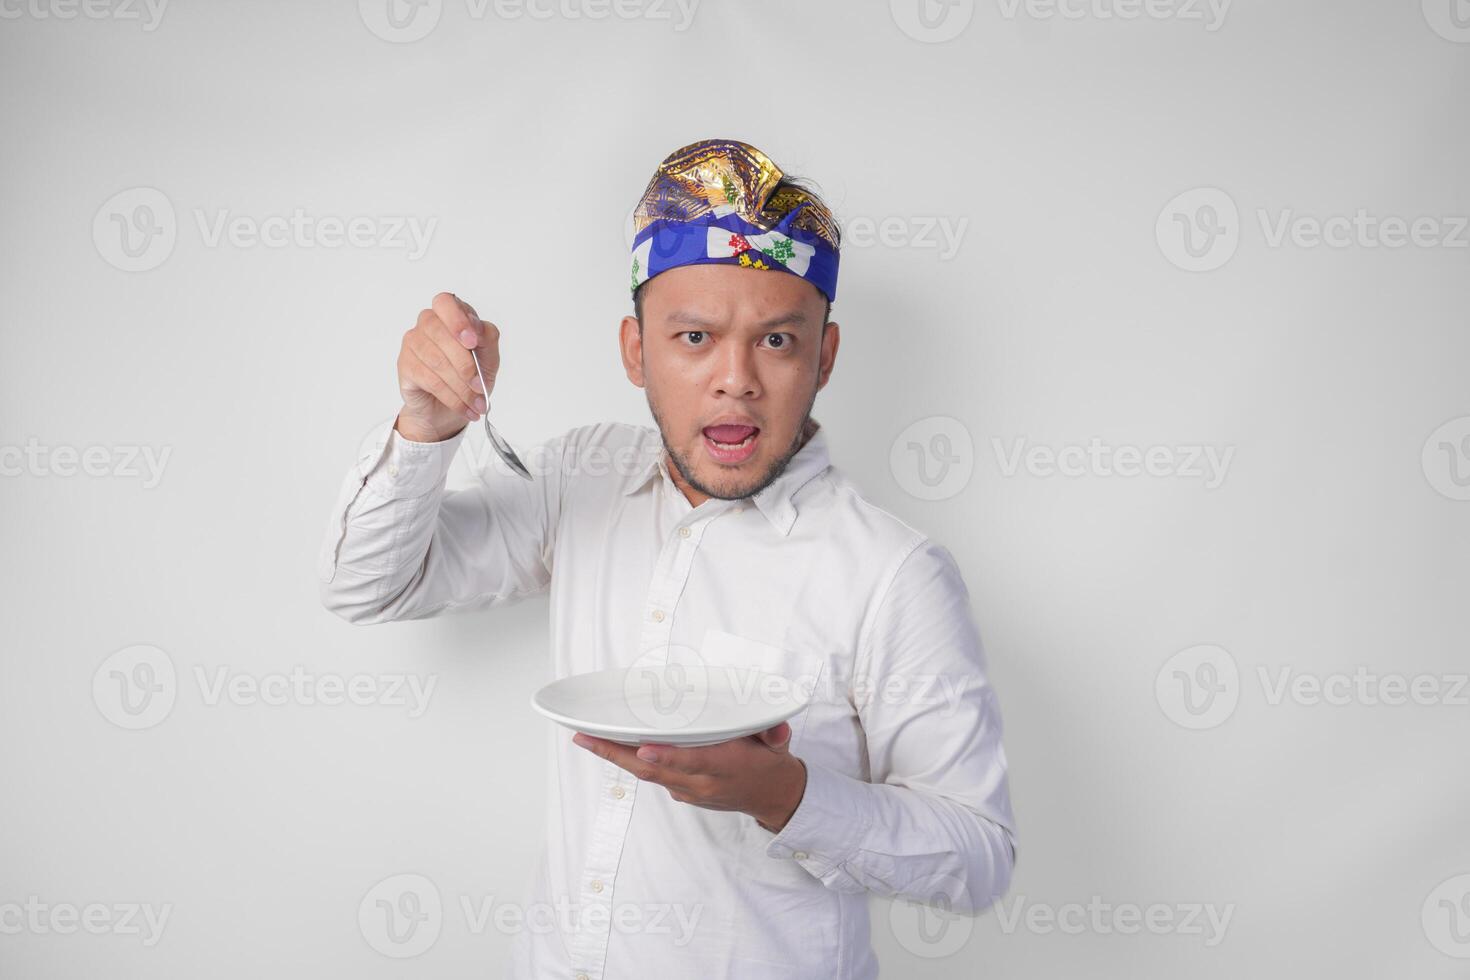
[756,721,792,752]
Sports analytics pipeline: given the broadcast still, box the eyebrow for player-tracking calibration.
[666,310,811,329]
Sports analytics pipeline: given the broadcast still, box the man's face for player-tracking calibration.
[619,263,840,503]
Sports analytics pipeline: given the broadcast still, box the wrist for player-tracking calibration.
[394,413,463,444]
[755,756,808,833]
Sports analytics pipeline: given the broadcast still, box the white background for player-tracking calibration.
[2,0,1468,976]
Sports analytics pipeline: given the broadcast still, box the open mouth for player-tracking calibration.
[702,423,760,464]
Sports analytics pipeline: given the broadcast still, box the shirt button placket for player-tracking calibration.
[644,519,700,643]
[575,514,709,978]
[571,749,637,978]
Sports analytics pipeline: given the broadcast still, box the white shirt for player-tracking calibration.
[319,418,1017,979]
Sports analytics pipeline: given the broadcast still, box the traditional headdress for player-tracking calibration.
[630,139,840,303]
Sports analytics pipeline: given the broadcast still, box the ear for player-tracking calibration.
[619,314,645,388]
[815,320,840,391]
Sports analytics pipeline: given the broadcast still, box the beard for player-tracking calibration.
[645,384,819,501]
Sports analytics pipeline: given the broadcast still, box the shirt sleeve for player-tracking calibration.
[762,539,1018,915]
[317,415,567,624]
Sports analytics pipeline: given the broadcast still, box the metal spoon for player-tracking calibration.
[470,347,532,481]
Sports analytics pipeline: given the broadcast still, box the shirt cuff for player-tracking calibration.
[359,418,466,500]
[763,758,874,878]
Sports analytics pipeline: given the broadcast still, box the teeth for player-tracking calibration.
[709,432,756,450]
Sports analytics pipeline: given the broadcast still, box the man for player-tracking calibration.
[319,138,1016,978]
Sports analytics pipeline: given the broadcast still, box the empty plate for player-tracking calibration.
[532,663,809,747]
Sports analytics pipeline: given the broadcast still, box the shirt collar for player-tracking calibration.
[623,423,831,536]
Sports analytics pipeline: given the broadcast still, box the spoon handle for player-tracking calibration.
[470,348,533,481]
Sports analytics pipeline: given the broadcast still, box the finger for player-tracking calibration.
[755,721,792,752]
[403,345,475,418]
[407,307,474,399]
[456,298,503,361]
[572,733,673,784]
[432,291,479,348]
[434,291,503,357]
[421,313,486,398]
[408,330,482,414]
[634,742,715,775]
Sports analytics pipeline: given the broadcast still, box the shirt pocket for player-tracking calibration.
[698,628,825,754]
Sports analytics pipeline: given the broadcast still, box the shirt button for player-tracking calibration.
[793,850,809,860]
[387,464,400,477]
[651,609,665,622]
[612,785,626,799]
[679,526,691,538]
[590,879,604,893]
[576,973,589,980]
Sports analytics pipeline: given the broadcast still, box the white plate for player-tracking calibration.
[532,663,809,747]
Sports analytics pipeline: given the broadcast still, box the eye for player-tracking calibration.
[681,330,707,346]
[760,332,793,350]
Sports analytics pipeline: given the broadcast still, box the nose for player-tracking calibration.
[713,341,760,398]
